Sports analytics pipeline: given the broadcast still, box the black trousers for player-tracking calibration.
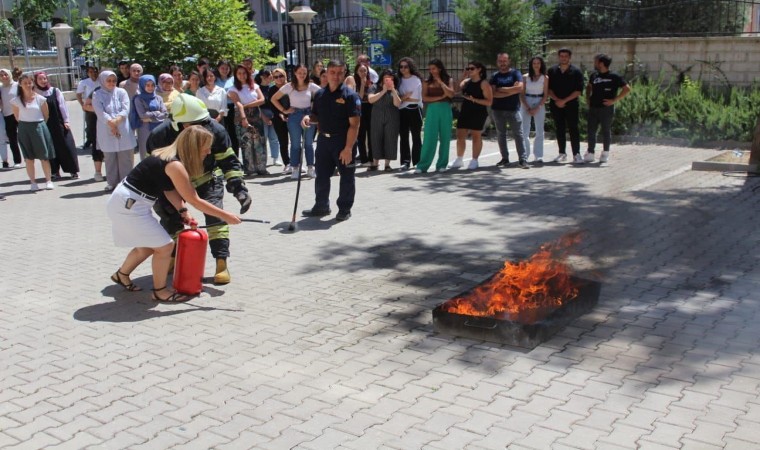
[399,107,422,166]
[314,134,355,213]
[225,104,239,156]
[587,105,615,153]
[85,111,97,148]
[550,101,580,155]
[272,114,290,166]
[4,114,21,164]
[357,103,373,163]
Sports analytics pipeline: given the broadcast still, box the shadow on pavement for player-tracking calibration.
[298,169,760,380]
[60,189,111,199]
[74,282,241,322]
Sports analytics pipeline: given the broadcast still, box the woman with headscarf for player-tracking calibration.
[92,70,137,191]
[0,69,22,168]
[34,71,80,179]
[10,73,56,190]
[157,73,180,111]
[130,75,167,160]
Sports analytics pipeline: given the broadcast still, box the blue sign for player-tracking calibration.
[369,40,391,67]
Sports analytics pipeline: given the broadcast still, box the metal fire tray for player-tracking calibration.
[432,276,601,349]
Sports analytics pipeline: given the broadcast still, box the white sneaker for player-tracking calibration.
[306,165,316,178]
[30,183,39,191]
[283,165,293,174]
[573,154,584,164]
[583,152,595,163]
[600,151,610,163]
[553,154,567,163]
[13,163,22,168]
[449,157,463,169]
[467,159,479,170]
[271,158,282,166]
[104,185,114,191]
[291,168,300,180]
[437,167,449,173]
[45,181,55,190]
[414,168,423,174]
[93,172,104,182]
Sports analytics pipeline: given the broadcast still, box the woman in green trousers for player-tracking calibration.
[416,59,455,174]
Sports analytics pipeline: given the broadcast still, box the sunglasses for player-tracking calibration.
[273,74,285,79]
[466,66,477,71]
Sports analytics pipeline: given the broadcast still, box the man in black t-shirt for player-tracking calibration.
[584,53,630,163]
[548,48,584,163]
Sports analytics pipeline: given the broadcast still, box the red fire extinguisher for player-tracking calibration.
[173,222,208,295]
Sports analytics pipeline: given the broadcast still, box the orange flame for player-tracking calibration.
[442,232,583,324]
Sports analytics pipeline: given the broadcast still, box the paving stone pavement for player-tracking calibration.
[1,102,759,449]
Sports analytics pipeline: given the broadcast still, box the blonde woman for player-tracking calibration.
[106,125,241,302]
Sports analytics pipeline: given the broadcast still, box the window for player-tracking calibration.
[261,0,287,23]
[431,0,449,12]
[321,0,343,19]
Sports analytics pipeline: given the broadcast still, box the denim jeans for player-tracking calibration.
[263,122,280,159]
[521,97,546,161]
[492,108,527,163]
[287,108,315,167]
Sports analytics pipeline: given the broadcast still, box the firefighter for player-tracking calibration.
[147,94,251,284]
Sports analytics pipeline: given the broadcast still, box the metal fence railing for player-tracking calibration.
[549,0,760,38]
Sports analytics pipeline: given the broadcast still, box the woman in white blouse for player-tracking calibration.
[10,74,56,190]
[397,57,423,171]
[0,69,22,168]
[92,70,137,191]
[228,64,267,176]
[197,68,227,124]
[270,63,320,179]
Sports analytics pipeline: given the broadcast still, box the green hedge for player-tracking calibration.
[544,78,760,145]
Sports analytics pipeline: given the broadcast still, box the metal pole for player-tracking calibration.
[277,1,284,59]
[18,13,30,69]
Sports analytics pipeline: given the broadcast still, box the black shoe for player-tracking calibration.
[2,162,8,169]
[496,158,509,167]
[518,161,530,169]
[302,208,331,217]
[336,210,351,221]
[400,163,410,171]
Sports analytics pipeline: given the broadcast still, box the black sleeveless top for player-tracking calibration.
[125,155,178,197]
[462,79,485,100]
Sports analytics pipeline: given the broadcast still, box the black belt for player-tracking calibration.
[123,181,157,202]
[525,94,543,97]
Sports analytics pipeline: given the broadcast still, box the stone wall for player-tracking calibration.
[547,36,760,86]
[0,55,79,90]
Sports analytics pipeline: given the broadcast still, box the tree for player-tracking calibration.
[456,0,550,66]
[96,0,275,74]
[362,0,439,61]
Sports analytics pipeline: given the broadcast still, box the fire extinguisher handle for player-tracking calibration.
[189,220,198,229]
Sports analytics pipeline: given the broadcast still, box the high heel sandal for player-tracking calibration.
[111,270,142,291]
[151,286,190,303]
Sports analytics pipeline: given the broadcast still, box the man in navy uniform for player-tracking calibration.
[301,59,361,222]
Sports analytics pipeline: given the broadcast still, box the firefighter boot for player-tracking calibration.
[214,258,231,284]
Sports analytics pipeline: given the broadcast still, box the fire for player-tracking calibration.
[442,233,583,324]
